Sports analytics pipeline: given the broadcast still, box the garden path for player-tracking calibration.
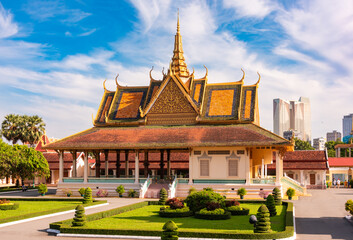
[295,188,353,240]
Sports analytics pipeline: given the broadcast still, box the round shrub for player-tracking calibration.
[116,185,125,197]
[166,198,184,209]
[345,200,353,215]
[286,188,295,199]
[237,188,247,199]
[184,190,225,213]
[159,188,168,205]
[272,187,282,205]
[162,220,179,240]
[38,184,48,195]
[83,187,92,204]
[188,187,197,195]
[78,188,85,197]
[203,187,213,192]
[254,205,271,233]
[265,194,277,217]
[72,205,86,227]
[226,206,249,216]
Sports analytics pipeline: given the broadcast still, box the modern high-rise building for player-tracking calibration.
[273,97,311,142]
[343,114,353,137]
[326,130,341,142]
[313,137,325,150]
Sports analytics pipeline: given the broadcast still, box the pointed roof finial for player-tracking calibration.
[177,8,180,33]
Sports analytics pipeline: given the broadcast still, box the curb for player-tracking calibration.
[0,189,38,195]
[0,203,109,228]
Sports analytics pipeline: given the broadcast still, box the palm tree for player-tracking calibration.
[22,115,46,146]
[1,114,23,144]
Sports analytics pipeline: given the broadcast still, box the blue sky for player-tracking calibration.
[0,0,352,140]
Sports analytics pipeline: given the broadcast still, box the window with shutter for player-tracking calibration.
[200,159,209,176]
[228,160,238,176]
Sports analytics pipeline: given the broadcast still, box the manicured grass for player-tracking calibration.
[0,199,104,224]
[83,203,286,234]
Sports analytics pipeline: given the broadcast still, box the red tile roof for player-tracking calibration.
[268,150,328,170]
[335,144,353,149]
[43,124,291,150]
[42,152,81,170]
[328,157,353,167]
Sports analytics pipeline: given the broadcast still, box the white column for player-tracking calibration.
[188,151,193,184]
[245,153,250,185]
[59,151,64,183]
[51,170,55,184]
[135,150,139,184]
[275,151,283,184]
[83,151,88,183]
[300,170,304,185]
[261,158,265,178]
[265,164,268,178]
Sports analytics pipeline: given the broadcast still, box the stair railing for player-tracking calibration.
[168,175,177,198]
[139,174,151,198]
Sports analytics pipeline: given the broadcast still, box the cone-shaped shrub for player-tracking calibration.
[72,205,86,227]
[161,220,178,240]
[83,187,92,204]
[254,205,271,233]
[272,187,282,205]
[159,188,167,205]
[265,194,277,217]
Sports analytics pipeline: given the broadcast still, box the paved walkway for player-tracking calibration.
[295,188,353,240]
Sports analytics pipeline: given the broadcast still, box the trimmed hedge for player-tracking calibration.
[0,199,105,225]
[194,211,231,220]
[0,203,19,210]
[159,210,193,218]
[50,201,295,240]
[227,208,249,216]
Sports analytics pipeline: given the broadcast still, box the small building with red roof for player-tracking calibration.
[327,157,353,184]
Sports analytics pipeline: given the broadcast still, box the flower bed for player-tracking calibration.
[0,203,20,210]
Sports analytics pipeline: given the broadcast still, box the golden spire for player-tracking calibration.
[171,9,190,80]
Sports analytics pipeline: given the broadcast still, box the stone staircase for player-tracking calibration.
[145,183,169,198]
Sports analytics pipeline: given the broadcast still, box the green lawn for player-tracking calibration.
[84,203,286,234]
[0,200,101,224]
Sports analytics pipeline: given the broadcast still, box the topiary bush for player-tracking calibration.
[272,187,282,205]
[128,189,137,198]
[184,190,225,213]
[237,188,247,199]
[254,205,271,233]
[38,184,48,196]
[72,205,86,227]
[161,220,178,240]
[78,188,85,197]
[226,206,249,215]
[286,188,295,200]
[116,185,125,197]
[159,188,167,205]
[265,194,277,217]
[159,206,193,218]
[83,187,92,204]
[345,200,353,215]
[195,208,231,220]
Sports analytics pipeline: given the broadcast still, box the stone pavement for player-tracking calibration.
[294,188,353,240]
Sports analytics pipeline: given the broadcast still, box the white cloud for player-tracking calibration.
[0,2,18,38]
[223,0,276,19]
[78,28,97,37]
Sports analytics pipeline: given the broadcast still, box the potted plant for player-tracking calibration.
[128,189,137,198]
[38,183,48,196]
[286,187,295,200]
[237,188,247,199]
[79,187,85,197]
[116,185,125,197]
[63,188,72,197]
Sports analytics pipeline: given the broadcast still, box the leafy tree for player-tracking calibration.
[294,138,315,150]
[325,140,346,157]
[0,140,15,179]
[10,144,50,184]
[1,114,23,144]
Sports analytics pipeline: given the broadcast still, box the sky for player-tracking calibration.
[0,0,352,141]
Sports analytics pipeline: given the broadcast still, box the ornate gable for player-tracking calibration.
[146,77,197,125]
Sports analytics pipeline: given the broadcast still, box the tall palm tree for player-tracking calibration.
[22,115,46,146]
[1,114,23,144]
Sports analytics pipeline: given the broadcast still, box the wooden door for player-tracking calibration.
[287,173,294,179]
[310,174,316,185]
